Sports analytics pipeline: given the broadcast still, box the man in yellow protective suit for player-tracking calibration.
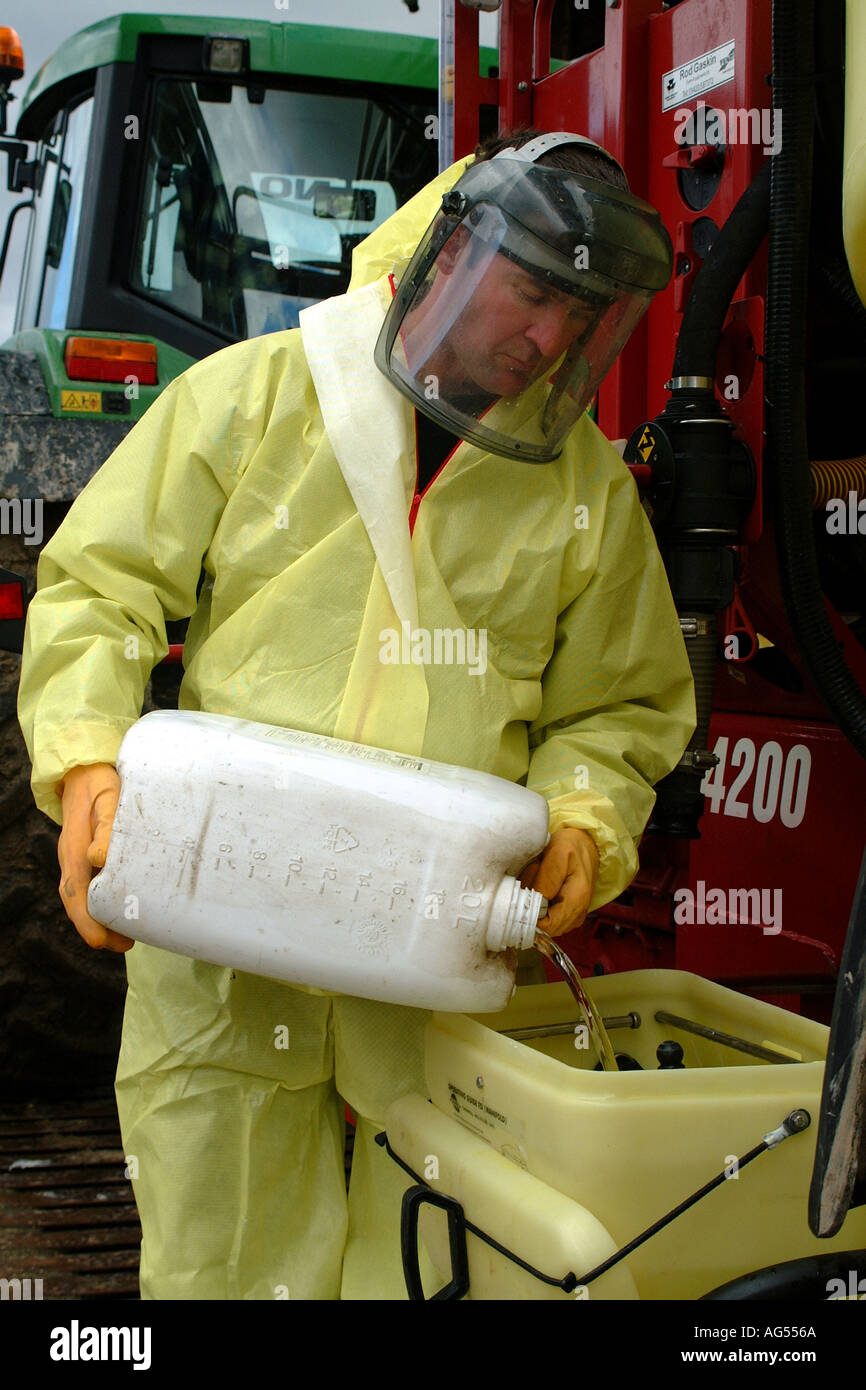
[17,131,695,1299]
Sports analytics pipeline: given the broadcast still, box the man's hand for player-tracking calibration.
[56,763,133,952]
[519,827,599,938]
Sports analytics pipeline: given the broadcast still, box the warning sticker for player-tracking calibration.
[636,426,655,463]
[662,40,735,112]
[446,1081,529,1169]
[61,389,102,413]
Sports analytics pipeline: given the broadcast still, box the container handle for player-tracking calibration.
[400,1186,470,1301]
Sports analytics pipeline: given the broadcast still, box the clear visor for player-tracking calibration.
[376,204,653,462]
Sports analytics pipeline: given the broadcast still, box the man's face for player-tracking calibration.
[416,246,596,403]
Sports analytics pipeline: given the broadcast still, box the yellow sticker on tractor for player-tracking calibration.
[61,389,102,413]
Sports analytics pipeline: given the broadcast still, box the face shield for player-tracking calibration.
[374,146,673,462]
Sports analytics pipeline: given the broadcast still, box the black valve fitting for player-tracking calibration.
[626,390,755,839]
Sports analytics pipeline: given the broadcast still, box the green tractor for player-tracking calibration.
[0,13,489,1095]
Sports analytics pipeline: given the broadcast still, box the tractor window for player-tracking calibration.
[132,79,437,340]
[38,96,94,328]
[14,95,94,332]
[14,114,63,332]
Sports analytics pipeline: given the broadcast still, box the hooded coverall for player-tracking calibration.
[17,159,696,1299]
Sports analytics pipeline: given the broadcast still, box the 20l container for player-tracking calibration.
[87,711,550,1011]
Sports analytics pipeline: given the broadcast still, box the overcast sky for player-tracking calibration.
[0,0,499,338]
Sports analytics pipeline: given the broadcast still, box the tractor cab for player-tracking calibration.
[0,15,441,362]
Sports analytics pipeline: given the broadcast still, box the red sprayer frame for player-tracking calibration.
[446,0,866,1018]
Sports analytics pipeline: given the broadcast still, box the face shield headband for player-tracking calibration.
[373,146,672,463]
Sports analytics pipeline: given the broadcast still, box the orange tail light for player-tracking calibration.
[64,337,158,385]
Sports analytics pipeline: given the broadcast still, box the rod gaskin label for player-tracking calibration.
[663,40,736,112]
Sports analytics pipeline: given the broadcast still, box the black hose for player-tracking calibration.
[813,251,866,334]
[672,161,770,380]
[766,0,866,760]
[652,165,769,838]
[701,1249,866,1300]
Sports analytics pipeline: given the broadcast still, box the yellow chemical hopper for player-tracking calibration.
[385,970,866,1300]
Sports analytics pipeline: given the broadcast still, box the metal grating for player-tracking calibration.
[0,1090,141,1300]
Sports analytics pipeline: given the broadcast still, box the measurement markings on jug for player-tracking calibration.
[284,855,304,885]
[214,842,237,873]
[389,880,408,909]
[277,861,414,903]
[176,836,205,888]
[353,872,373,901]
[248,849,268,878]
[319,866,338,894]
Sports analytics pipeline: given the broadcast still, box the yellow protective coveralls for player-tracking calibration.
[17,158,696,1300]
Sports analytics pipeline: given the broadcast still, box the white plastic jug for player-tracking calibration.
[87,711,550,1011]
